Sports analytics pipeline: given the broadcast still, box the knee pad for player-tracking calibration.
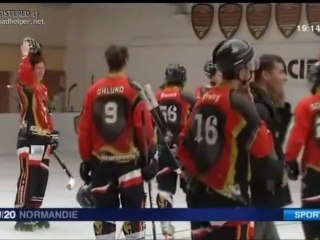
[122,221,145,239]
[93,221,116,238]
[156,191,173,209]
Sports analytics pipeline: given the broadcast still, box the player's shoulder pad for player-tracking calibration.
[230,90,261,128]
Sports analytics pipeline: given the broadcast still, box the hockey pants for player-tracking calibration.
[91,159,145,240]
[15,143,51,208]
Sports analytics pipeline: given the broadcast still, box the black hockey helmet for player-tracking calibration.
[212,39,257,82]
[165,64,187,85]
[307,61,320,94]
[22,37,42,55]
[76,184,95,208]
[204,60,218,78]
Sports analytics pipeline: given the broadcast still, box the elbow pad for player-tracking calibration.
[253,151,284,182]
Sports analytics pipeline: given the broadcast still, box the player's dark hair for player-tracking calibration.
[105,44,129,72]
[255,54,286,82]
[29,53,45,69]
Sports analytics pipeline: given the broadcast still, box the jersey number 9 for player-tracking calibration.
[104,102,118,124]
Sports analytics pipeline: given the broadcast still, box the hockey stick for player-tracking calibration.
[141,109,157,240]
[52,151,75,190]
[144,84,167,133]
[131,81,181,175]
[67,83,78,111]
[91,74,95,85]
[6,84,22,111]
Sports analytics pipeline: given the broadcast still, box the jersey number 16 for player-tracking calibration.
[194,114,218,145]
[160,105,178,123]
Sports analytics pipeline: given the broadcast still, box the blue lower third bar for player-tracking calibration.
[283,209,320,221]
[10,208,283,221]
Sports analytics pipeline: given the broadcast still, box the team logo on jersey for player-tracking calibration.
[218,3,243,39]
[306,3,320,37]
[246,3,272,40]
[275,3,301,38]
[73,115,80,134]
[191,4,214,40]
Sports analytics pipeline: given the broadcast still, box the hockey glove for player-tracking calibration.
[80,161,92,184]
[141,150,159,182]
[285,161,300,181]
[50,130,60,151]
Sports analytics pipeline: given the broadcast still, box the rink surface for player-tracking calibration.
[0,152,304,239]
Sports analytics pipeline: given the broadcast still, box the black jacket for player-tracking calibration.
[250,83,292,207]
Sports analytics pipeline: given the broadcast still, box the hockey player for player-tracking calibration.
[250,54,292,240]
[177,39,284,240]
[14,38,59,231]
[194,60,222,99]
[284,62,320,240]
[78,44,158,240]
[155,64,195,239]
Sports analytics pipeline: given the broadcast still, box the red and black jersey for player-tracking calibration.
[284,93,320,172]
[17,56,53,137]
[194,84,212,100]
[78,74,156,162]
[156,86,195,145]
[178,86,274,197]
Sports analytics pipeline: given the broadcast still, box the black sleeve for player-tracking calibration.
[230,90,261,133]
[231,91,283,182]
[181,91,196,110]
[255,102,271,122]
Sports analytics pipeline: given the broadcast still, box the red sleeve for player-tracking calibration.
[78,89,93,162]
[194,86,201,99]
[250,121,274,158]
[284,100,311,162]
[18,56,35,86]
[133,101,156,155]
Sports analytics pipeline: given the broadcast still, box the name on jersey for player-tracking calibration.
[97,86,124,96]
[160,92,177,98]
[203,93,221,102]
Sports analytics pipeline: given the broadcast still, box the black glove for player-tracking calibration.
[50,130,60,151]
[80,161,92,184]
[285,161,300,181]
[141,151,159,182]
